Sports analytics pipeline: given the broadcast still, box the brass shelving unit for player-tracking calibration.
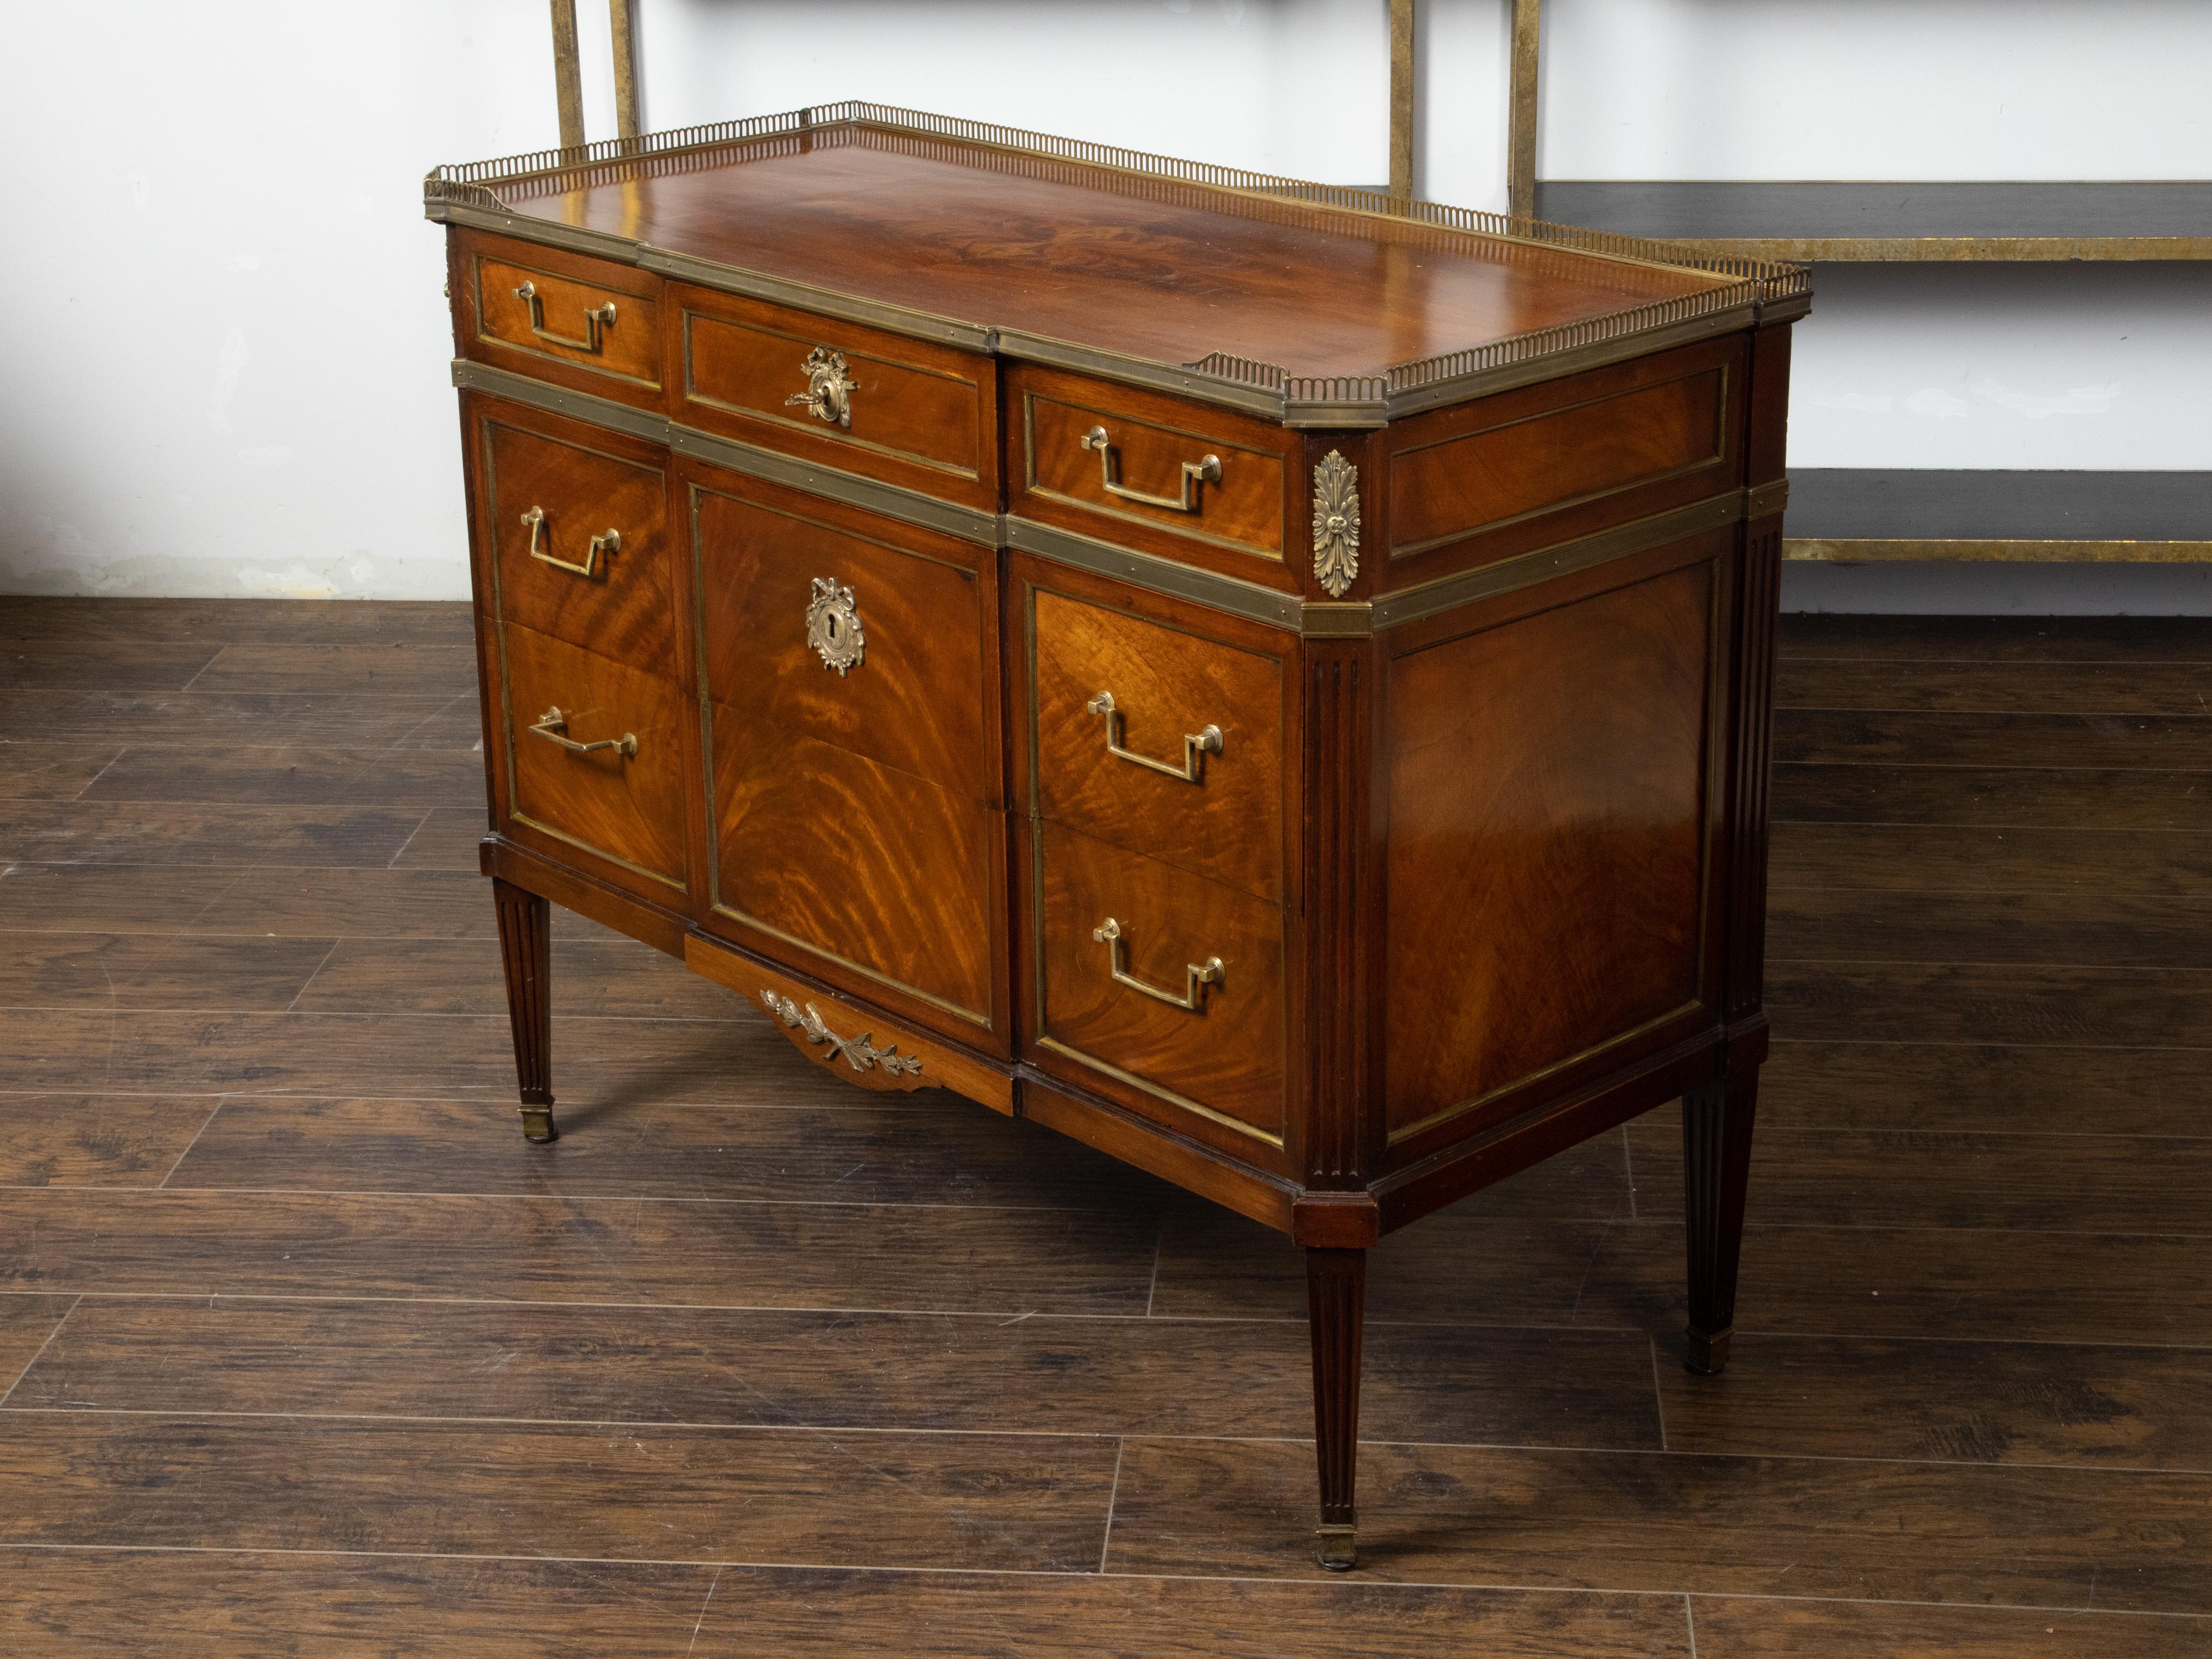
[1505,0,2211,568]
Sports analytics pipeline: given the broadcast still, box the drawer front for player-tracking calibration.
[676,285,996,510]
[1380,337,1745,582]
[688,461,1005,1041]
[1029,587,1284,904]
[691,471,992,804]
[1033,821,1284,1141]
[500,623,690,891]
[707,728,999,1030]
[1016,371,1288,562]
[482,412,675,677]
[466,237,662,400]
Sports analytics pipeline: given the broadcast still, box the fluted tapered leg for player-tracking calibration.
[492,877,556,1143]
[1306,1245,1368,1569]
[1682,1067,1759,1373]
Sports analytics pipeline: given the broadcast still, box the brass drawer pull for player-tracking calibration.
[512,280,617,353]
[529,706,637,758]
[1080,425,1221,513]
[786,346,858,427]
[1092,917,1224,1013]
[1086,691,1221,783]
[520,506,620,578]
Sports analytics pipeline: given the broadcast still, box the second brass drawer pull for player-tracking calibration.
[529,706,637,758]
[520,506,620,578]
[1093,917,1224,1013]
[1080,425,1221,513]
[512,280,617,353]
[1086,691,1221,784]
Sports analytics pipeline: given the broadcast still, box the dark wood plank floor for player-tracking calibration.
[2,597,2208,1655]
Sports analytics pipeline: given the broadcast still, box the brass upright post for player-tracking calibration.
[1388,0,1417,201]
[549,0,586,152]
[1508,0,1542,223]
[611,0,643,142]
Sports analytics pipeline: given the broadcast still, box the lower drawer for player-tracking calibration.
[1031,820,1284,1141]
[705,724,999,1036]
[500,623,690,892]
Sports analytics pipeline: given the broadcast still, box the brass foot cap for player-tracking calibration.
[1684,1325,1731,1375]
[519,1106,559,1144]
[1316,1522,1357,1572]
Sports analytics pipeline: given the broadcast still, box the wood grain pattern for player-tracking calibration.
[0,1188,1155,1312]
[1771,886,2212,968]
[708,724,996,1027]
[505,131,1726,381]
[0,1552,1703,1658]
[1657,1333,2212,1469]
[0,1296,76,1396]
[0,1413,1117,1572]
[676,283,995,508]
[1388,351,1730,564]
[500,623,689,889]
[466,236,663,399]
[290,932,733,1019]
[1034,821,1285,1139]
[74,745,485,808]
[0,933,338,1010]
[1023,380,1286,558]
[1105,1437,2212,1609]
[184,643,479,696]
[1780,709,2212,770]
[0,639,220,691]
[1773,821,2212,893]
[1150,1207,2212,1346]
[479,407,675,677]
[0,802,432,867]
[1763,1040,2212,1135]
[0,1549,717,1658]
[1384,557,1715,1130]
[0,688,455,746]
[0,1097,217,1188]
[0,865,486,938]
[1030,586,1285,902]
[1688,1596,2212,1658]
[165,1094,1143,1208]
[0,742,126,802]
[1635,1118,2212,1235]
[1780,613,2212,663]
[1770,961,2212,1048]
[1774,761,2212,830]
[7,1295,1661,1447]
[691,473,990,802]
[0,598,471,648]
[1780,657,2212,716]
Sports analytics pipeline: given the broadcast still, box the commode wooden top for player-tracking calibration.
[427,102,1809,427]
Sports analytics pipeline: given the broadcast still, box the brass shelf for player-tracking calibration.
[1784,469,2212,563]
[1532,182,2212,263]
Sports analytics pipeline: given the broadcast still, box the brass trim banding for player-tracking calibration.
[454,359,1780,632]
[428,102,1811,428]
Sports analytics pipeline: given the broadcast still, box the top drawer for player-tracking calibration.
[674,285,998,513]
[1010,366,1295,576]
[458,232,663,408]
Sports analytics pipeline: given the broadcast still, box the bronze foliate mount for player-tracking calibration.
[1312,450,1361,598]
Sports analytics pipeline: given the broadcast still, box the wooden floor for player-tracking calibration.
[0,598,2208,1656]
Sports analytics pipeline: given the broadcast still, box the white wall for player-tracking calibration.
[2,1,2206,604]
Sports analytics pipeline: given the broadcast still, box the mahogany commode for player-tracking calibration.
[425,104,1808,1569]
